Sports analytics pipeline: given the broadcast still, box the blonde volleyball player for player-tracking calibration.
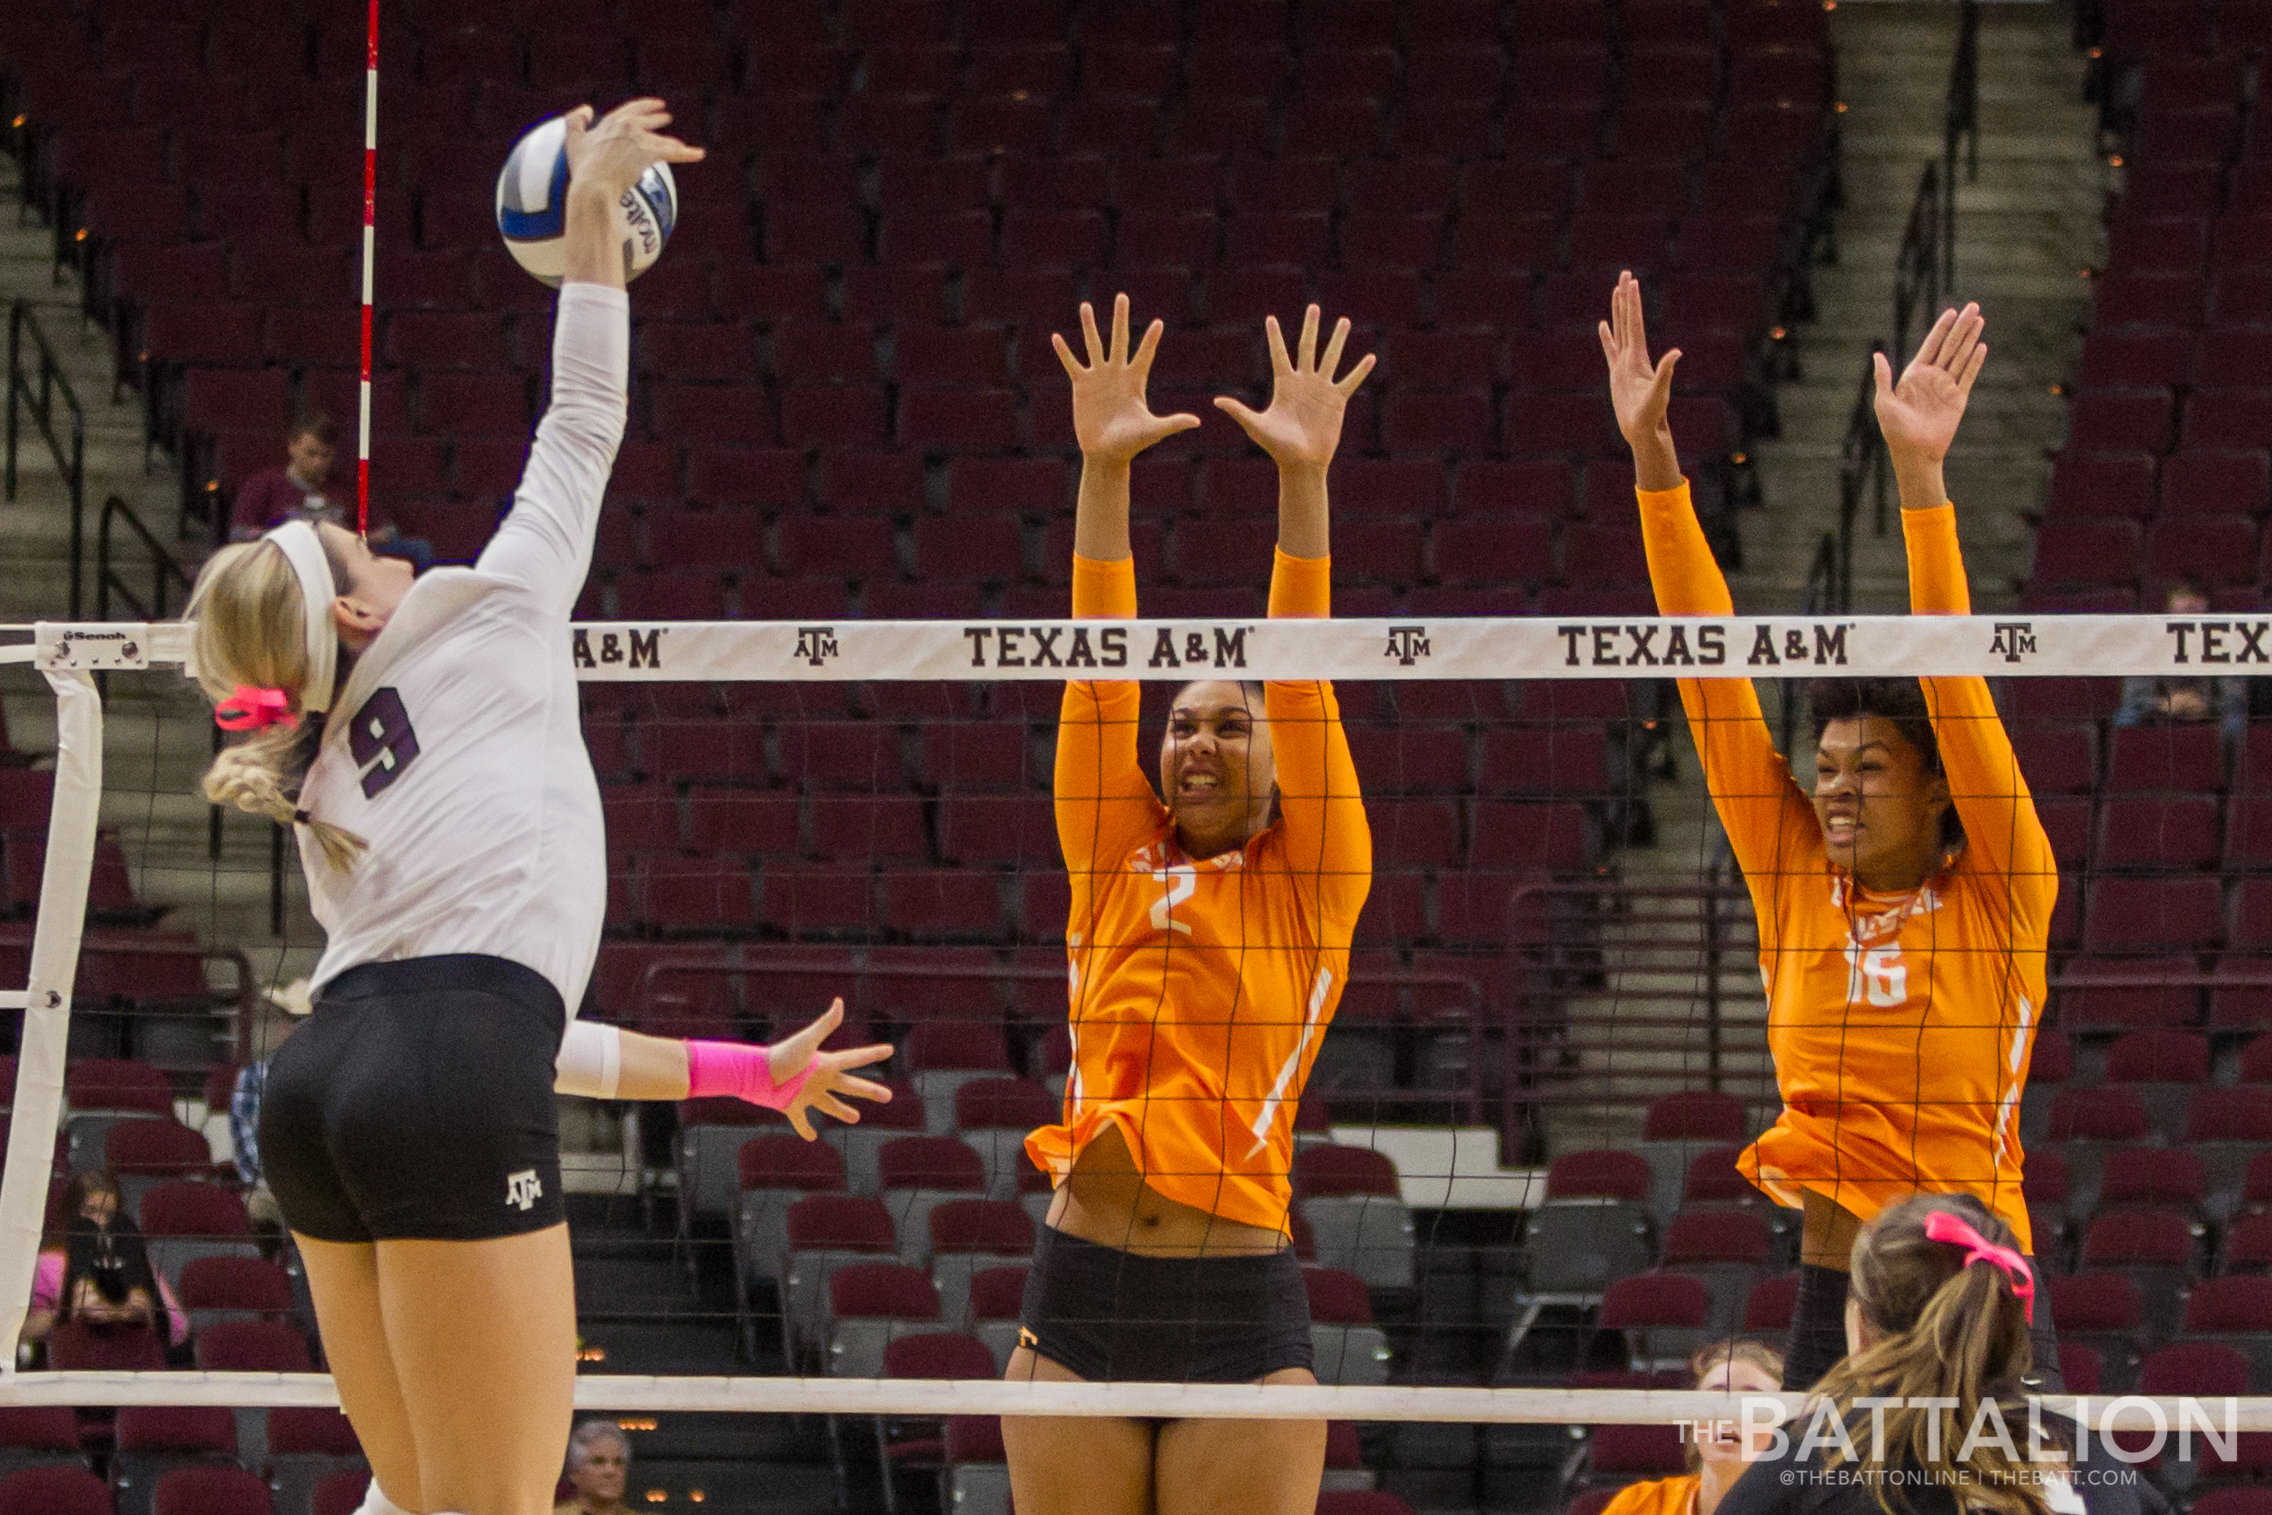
[1000,296,1374,1515]
[1600,274,2057,1393]
[184,101,888,1515]
[1599,1341,1783,1515]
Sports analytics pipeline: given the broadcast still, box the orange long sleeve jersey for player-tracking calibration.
[1638,482,2055,1249]
[1024,550,1373,1232]
[1601,1476,1701,1515]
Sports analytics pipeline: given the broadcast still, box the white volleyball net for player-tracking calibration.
[2,613,2266,1515]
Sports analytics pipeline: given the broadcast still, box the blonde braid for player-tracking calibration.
[187,540,368,871]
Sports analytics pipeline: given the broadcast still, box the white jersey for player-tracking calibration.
[298,282,628,1015]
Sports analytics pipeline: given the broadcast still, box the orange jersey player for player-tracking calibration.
[1002,295,1374,1515]
[1599,1340,1784,1515]
[1600,273,2058,1394]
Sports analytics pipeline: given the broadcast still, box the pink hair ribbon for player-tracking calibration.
[215,685,299,733]
[1922,1209,2035,1323]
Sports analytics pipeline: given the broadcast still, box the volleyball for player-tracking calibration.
[493,114,678,287]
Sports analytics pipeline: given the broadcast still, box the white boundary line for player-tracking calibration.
[0,1377,2261,1429]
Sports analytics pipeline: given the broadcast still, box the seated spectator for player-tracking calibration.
[229,413,350,540]
[23,1170,186,1350]
[1605,1341,1784,1515]
[2117,580,2246,740]
[227,417,427,567]
[555,1419,632,1515]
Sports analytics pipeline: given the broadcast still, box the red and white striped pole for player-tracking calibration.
[356,0,378,540]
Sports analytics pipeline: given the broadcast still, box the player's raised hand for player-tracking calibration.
[1053,294,1201,466]
[1599,270,1678,448]
[765,999,893,1142]
[1874,302,1986,470]
[563,97,705,201]
[1214,305,1375,470]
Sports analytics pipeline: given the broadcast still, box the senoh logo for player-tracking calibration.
[1990,621,2037,663]
[1384,625,1432,667]
[572,627,664,669]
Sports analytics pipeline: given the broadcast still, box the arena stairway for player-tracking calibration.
[0,147,327,1003]
[569,1194,844,1515]
[1738,1,2099,609]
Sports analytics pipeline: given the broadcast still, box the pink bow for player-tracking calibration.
[1923,1209,2035,1323]
[215,685,298,732]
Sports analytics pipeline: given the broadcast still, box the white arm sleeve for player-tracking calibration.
[477,281,630,612]
[554,1019,622,1100]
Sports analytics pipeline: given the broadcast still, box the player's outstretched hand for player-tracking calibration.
[1874,302,1986,471]
[563,97,705,201]
[1053,294,1201,466]
[767,999,893,1142]
[1214,304,1375,470]
[1599,269,1678,449]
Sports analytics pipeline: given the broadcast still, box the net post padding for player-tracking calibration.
[0,1378,2253,1427]
[0,670,102,1372]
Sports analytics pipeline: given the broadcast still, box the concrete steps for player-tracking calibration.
[1737,0,2099,614]
[0,154,325,1009]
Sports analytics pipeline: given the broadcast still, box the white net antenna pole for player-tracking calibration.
[0,668,103,1371]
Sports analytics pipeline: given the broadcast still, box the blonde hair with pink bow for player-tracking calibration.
[186,537,366,871]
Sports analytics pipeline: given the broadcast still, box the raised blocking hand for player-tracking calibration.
[1213,304,1375,470]
[1052,294,1202,466]
[1598,269,1678,449]
[1874,302,1987,472]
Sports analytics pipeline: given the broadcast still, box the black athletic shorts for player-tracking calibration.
[1017,1224,1313,1383]
[259,954,566,1244]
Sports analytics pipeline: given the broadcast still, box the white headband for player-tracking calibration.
[263,521,339,715]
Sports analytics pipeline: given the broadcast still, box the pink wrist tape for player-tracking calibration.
[685,1039,811,1111]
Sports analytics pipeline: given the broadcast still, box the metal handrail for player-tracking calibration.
[1893,161,1942,362]
[3,299,86,617]
[95,493,191,622]
[1943,0,1982,292]
[1500,879,1769,1128]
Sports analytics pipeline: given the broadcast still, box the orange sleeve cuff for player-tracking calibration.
[1635,481,1692,514]
[1071,553,1138,619]
[1268,548,1331,619]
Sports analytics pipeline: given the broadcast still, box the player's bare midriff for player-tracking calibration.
[1046,1121,1289,1257]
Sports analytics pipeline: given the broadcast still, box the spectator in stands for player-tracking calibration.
[1603,1341,1784,1515]
[553,1421,630,1515]
[229,413,348,540]
[1713,1194,2162,1515]
[22,1169,185,1352]
[2116,579,2247,741]
[228,414,422,566]
[1606,277,2058,1396]
[182,102,883,1515]
[1002,297,1374,1515]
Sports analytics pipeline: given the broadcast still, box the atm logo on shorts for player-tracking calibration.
[506,1169,544,1212]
